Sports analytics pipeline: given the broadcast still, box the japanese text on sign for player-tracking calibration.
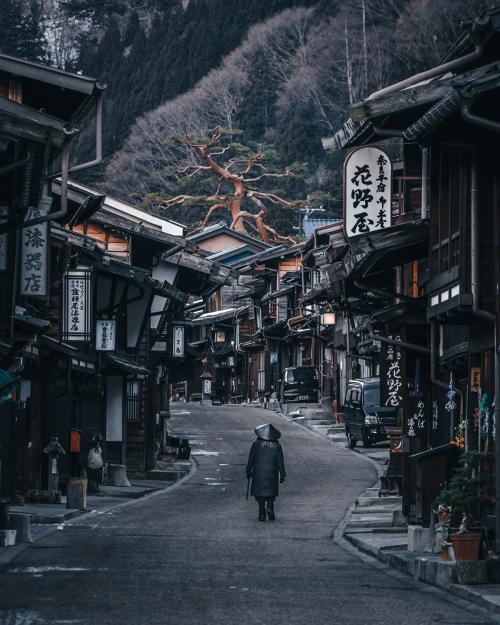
[385,335,403,407]
[408,400,425,438]
[62,269,92,341]
[344,147,392,238]
[172,325,184,358]
[96,320,116,351]
[21,201,50,297]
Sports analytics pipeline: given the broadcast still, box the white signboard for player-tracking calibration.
[62,269,92,341]
[0,205,7,272]
[344,147,391,238]
[203,379,212,395]
[20,202,50,296]
[215,330,225,343]
[172,325,184,358]
[96,320,116,351]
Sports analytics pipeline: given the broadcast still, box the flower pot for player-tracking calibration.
[450,533,481,561]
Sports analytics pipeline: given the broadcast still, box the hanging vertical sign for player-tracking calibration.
[0,205,8,272]
[62,269,92,342]
[344,147,392,238]
[380,335,403,408]
[407,397,426,439]
[20,198,51,296]
[172,325,184,358]
[96,320,116,351]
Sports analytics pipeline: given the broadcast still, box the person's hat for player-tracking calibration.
[255,423,281,441]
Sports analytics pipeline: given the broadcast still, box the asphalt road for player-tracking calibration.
[0,404,498,625]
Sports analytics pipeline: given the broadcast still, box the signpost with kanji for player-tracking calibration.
[62,269,92,342]
[96,320,116,351]
[172,325,184,358]
[20,200,50,297]
[344,146,392,239]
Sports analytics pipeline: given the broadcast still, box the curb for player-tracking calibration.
[285,410,500,622]
[0,458,198,570]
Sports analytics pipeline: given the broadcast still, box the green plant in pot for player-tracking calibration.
[435,451,494,560]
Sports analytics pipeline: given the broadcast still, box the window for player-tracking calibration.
[126,379,141,422]
[430,144,471,277]
[363,387,380,407]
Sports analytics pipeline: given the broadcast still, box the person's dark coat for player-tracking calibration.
[246,439,286,498]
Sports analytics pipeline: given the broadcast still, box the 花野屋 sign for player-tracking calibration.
[344,146,392,238]
[96,320,116,351]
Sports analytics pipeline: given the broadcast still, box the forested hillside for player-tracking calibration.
[0,0,494,234]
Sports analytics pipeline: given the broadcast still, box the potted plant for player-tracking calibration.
[436,504,451,526]
[436,451,494,561]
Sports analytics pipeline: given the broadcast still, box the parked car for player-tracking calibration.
[344,377,398,448]
[281,366,319,403]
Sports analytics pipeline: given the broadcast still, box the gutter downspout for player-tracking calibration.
[0,141,71,233]
[67,88,104,175]
[421,147,429,220]
[470,152,496,323]
[429,323,462,397]
[367,16,489,100]
[368,333,430,355]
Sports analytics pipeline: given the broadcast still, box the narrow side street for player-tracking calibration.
[0,404,496,625]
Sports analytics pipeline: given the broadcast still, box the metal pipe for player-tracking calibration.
[0,142,70,234]
[429,322,461,396]
[368,333,430,355]
[67,90,103,174]
[470,153,496,323]
[496,345,500,553]
[353,279,423,304]
[421,147,429,220]
[368,22,487,101]
[0,153,31,177]
[462,101,500,135]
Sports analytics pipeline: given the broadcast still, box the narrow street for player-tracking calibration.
[0,404,496,625]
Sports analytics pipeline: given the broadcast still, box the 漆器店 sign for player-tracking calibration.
[20,199,51,296]
[62,269,92,342]
[96,320,116,351]
[172,325,184,358]
[344,146,392,238]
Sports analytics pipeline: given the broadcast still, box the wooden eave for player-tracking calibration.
[165,251,236,284]
[350,62,500,124]
[0,95,73,147]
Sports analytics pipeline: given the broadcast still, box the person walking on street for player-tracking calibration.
[246,423,286,521]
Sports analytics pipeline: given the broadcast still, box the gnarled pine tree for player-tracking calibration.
[147,128,298,244]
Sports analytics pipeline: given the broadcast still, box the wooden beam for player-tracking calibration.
[350,62,500,123]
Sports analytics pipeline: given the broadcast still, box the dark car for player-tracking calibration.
[344,378,398,448]
[281,366,319,403]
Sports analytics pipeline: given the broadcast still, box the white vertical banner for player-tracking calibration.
[96,320,116,351]
[344,147,392,238]
[20,199,51,296]
[62,269,92,341]
[172,325,184,358]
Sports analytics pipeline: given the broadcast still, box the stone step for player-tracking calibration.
[356,496,402,507]
[352,506,400,515]
[347,514,393,529]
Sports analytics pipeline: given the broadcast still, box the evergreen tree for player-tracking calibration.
[0,0,24,58]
